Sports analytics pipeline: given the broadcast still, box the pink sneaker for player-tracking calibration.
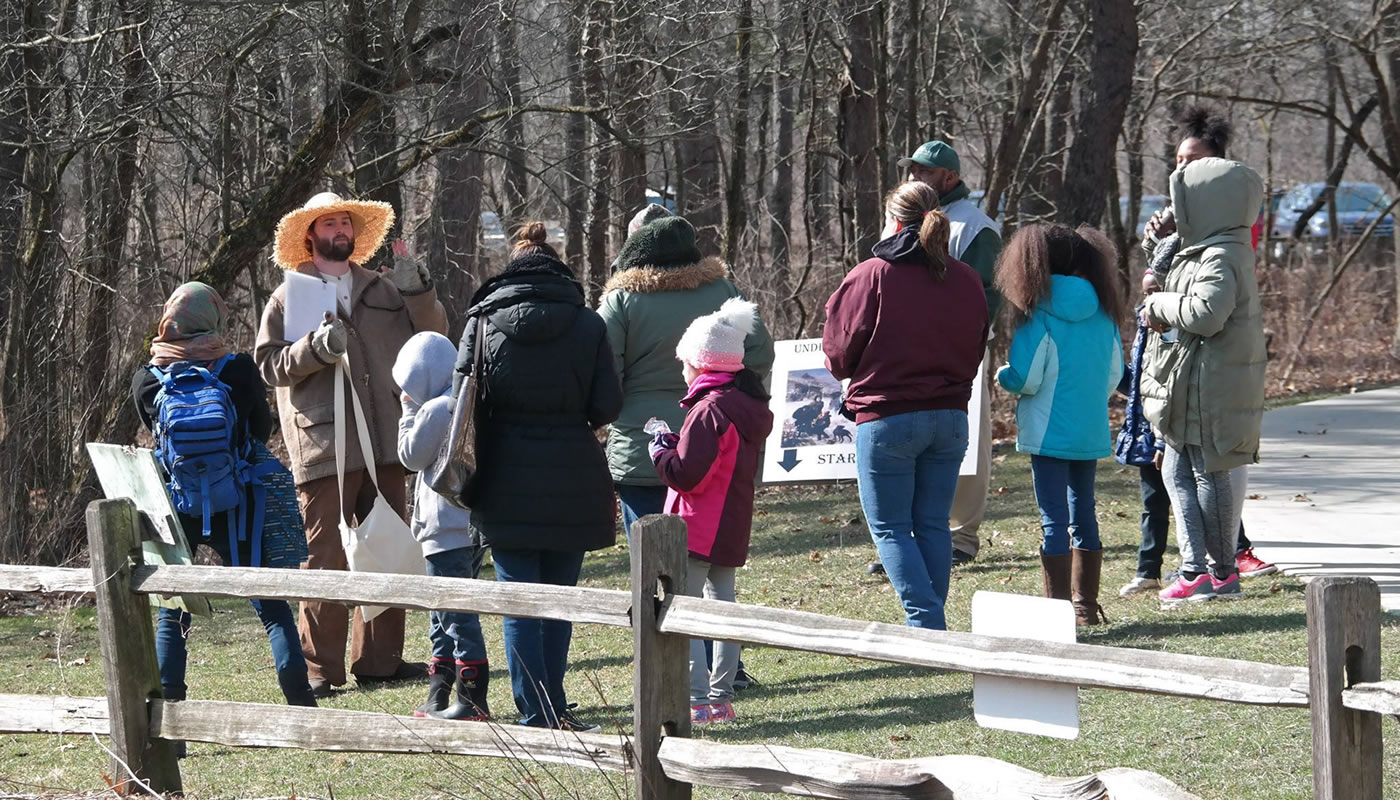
[1236,548,1278,578]
[1158,573,1215,603]
[691,703,714,724]
[707,701,737,723]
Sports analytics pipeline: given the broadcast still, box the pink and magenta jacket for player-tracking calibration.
[654,373,774,567]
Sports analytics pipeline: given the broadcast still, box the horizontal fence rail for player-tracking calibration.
[0,693,1205,800]
[1,502,1391,800]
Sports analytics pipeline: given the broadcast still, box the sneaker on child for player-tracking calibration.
[1118,576,1161,596]
[1158,573,1215,603]
[732,666,756,691]
[1210,573,1243,600]
[1235,548,1277,578]
[691,703,716,724]
[707,700,737,723]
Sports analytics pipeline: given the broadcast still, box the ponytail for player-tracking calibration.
[918,210,950,281]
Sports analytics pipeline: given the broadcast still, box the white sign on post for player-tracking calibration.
[86,443,212,616]
[761,338,982,483]
[970,590,1079,739]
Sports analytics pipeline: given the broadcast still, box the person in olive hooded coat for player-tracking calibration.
[597,215,774,538]
[452,223,622,731]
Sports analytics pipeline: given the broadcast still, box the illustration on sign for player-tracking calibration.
[762,338,981,484]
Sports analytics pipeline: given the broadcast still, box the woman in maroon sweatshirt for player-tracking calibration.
[822,181,988,630]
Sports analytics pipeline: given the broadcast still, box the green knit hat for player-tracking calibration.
[898,140,961,172]
[614,216,703,271]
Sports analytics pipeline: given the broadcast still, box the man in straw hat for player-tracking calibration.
[255,191,447,697]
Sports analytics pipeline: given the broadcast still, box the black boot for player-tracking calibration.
[431,659,490,721]
[413,658,455,718]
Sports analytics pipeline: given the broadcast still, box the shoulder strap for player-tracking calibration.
[209,353,235,379]
[334,351,386,533]
[472,314,488,376]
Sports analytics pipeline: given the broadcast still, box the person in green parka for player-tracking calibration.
[1139,157,1267,604]
[598,214,775,539]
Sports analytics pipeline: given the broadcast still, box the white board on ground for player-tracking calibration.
[283,269,339,341]
[971,590,1078,739]
[85,443,211,616]
[761,338,981,483]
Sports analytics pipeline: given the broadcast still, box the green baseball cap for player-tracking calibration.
[898,140,960,173]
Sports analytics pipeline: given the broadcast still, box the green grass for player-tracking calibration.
[2,449,1397,799]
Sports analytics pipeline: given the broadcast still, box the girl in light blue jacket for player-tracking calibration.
[995,224,1125,625]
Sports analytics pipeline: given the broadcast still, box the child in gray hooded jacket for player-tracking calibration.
[394,331,490,720]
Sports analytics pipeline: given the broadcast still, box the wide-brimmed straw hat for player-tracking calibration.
[272,191,395,270]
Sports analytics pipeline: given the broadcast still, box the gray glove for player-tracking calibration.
[389,255,431,295]
[311,316,347,362]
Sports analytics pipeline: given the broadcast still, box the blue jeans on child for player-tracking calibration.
[856,409,968,630]
[491,547,586,727]
[425,546,488,663]
[1030,455,1101,555]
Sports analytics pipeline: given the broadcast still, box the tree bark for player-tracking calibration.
[723,0,754,267]
[582,0,612,299]
[496,2,529,228]
[564,0,588,275]
[839,0,882,260]
[769,35,796,294]
[1057,0,1137,226]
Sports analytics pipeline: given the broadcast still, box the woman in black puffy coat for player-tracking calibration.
[452,222,623,731]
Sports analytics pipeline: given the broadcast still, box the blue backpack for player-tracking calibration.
[148,355,250,546]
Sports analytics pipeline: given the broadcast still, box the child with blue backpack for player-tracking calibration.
[393,331,492,721]
[132,282,316,710]
[994,225,1125,626]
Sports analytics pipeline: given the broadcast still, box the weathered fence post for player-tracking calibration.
[87,499,182,795]
[630,514,692,800]
[1306,576,1382,800]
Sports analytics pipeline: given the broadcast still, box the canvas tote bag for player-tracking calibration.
[427,314,487,509]
[335,352,424,623]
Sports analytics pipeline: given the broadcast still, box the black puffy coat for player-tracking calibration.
[453,255,623,552]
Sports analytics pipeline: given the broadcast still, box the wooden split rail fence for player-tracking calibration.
[0,498,1396,799]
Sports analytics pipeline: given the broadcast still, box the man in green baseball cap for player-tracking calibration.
[897,140,962,194]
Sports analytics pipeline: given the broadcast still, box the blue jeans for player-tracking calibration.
[616,483,667,543]
[491,547,586,727]
[1030,455,1101,555]
[856,409,968,630]
[156,598,313,706]
[425,547,488,664]
[155,522,313,706]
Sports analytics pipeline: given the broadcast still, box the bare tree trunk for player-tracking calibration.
[613,0,648,234]
[769,34,796,293]
[496,1,529,227]
[564,0,588,275]
[981,0,1069,218]
[723,0,754,267]
[582,0,612,299]
[1057,0,1137,226]
[839,0,882,260]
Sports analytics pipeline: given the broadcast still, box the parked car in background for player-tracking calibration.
[646,187,677,213]
[1271,182,1395,241]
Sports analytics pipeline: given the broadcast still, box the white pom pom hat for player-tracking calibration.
[676,297,759,373]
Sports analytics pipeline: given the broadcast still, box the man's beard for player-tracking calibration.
[310,232,355,262]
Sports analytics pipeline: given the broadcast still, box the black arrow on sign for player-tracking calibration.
[777,449,801,472]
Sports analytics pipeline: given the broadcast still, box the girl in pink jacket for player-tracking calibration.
[649,299,774,725]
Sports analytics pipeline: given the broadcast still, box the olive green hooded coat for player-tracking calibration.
[1140,157,1267,473]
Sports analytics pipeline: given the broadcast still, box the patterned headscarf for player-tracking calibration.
[150,282,231,366]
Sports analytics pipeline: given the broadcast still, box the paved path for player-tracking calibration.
[1243,386,1400,613]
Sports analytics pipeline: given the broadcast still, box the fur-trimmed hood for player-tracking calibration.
[603,257,728,295]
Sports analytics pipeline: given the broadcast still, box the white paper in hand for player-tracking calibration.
[283,270,338,342]
[971,590,1079,739]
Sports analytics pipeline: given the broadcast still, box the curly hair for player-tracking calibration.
[994,223,1125,325]
[1173,104,1232,157]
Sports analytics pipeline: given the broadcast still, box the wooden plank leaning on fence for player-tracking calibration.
[630,514,693,800]
[1307,576,1383,800]
[87,498,182,795]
